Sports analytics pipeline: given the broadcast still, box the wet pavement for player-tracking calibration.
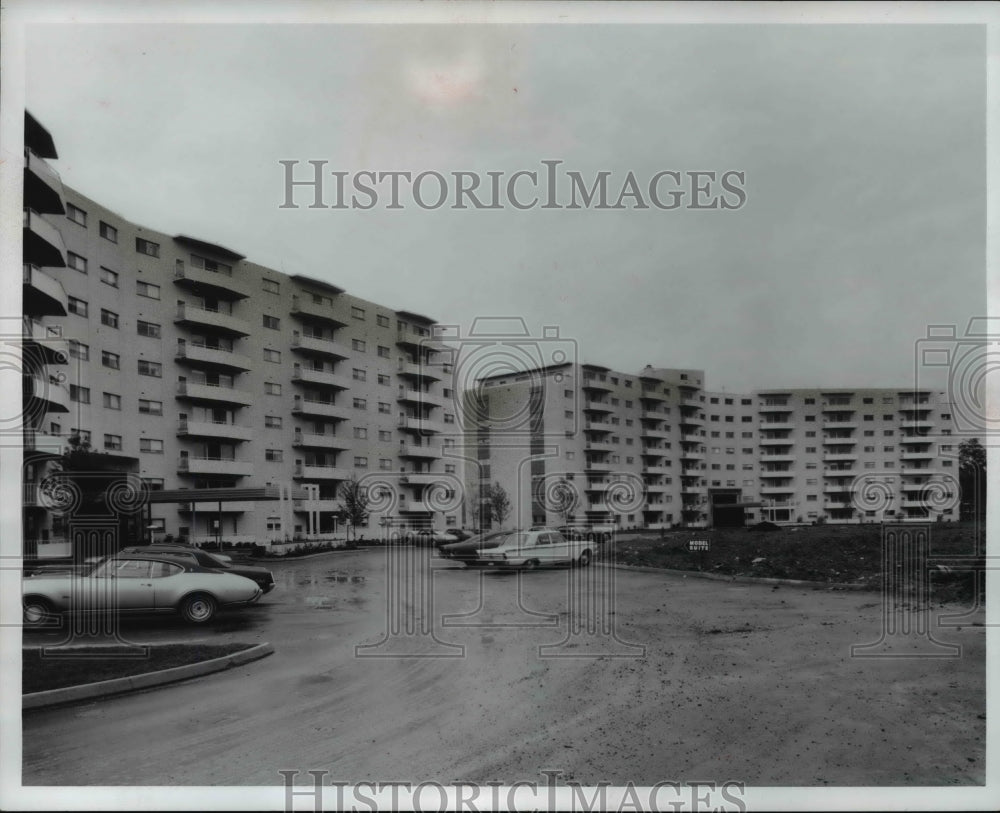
[22,548,986,786]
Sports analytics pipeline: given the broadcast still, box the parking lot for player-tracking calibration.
[23,547,986,786]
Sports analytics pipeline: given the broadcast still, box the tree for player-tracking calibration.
[485,482,511,529]
[337,476,370,540]
[551,477,578,525]
[959,438,986,519]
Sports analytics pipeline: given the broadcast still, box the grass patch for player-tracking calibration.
[610,522,984,602]
[23,642,254,694]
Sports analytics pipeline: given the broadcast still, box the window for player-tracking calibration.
[138,360,162,377]
[68,297,88,317]
[265,415,282,428]
[137,320,161,338]
[100,267,119,287]
[378,374,390,386]
[941,413,951,421]
[263,349,281,363]
[353,368,366,382]
[71,429,92,444]
[378,402,390,414]
[353,397,367,409]
[883,414,893,421]
[741,416,752,423]
[378,430,392,441]
[68,341,89,360]
[864,414,874,421]
[884,429,894,437]
[805,447,816,453]
[136,281,160,299]
[884,446,895,453]
[143,477,165,491]
[444,413,455,424]
[100,309,119,328]
[70,386,90,404]
[139,438,163,453]
[135,237,160,257]
[266,449,283,462]
[104,434,122,450]
[99,221,118,242]
[263,315,280,330]
[351,306,365,320]
[352,339,366,352]
[262,278,280,294]
[66,202,87,226]
[377,314,390,328]
[138,399,163,415]
[354,427,368,439]
[67,252,87,273]
[265,382,281,395]
[864,430,874,436]
[864,446,875,453]
[103,392,121,410]
[741,398,751,405]
[377,345,391,359]
[354,456,368,468]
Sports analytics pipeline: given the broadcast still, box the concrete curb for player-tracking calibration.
[23,642,275,710]
[597,562,874,591]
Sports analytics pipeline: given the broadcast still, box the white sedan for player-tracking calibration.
[22,555,263,626]
[470,529,594,570]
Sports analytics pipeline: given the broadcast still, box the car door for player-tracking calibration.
[105,559,156,610]
[533,533,554,564]
[149,560,187,608]
[544,531,571,564]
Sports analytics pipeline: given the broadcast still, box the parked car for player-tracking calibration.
[118,545,275,594]
[22,554,263,626]
[140,542,233,564]
[25,555,106,578]
[438,530,507,564]
[556,524,615,543]
[469,528,594,570]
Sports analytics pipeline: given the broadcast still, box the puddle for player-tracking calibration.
[304,596,337,610]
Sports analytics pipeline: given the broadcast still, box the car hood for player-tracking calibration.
[441,538,505,554]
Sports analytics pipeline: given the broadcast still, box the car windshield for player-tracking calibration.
[492,532,529,547]
[201,551,230,567]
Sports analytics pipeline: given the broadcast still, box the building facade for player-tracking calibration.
[468,363,961,530]
[21,114,463,556]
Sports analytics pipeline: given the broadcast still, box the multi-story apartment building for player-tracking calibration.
[468,362,961,530]
[20,114,463,556]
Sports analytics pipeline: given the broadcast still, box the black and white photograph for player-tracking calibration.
[1,2,996,810]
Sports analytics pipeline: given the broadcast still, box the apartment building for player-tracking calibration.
[468,363,961,530]
[21,114,463,556]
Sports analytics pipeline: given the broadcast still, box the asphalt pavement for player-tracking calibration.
[22,548,986,786]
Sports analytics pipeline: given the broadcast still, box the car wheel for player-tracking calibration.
[578,549,592,567]
[23,597,55,627]
[180,593,217,624]
[523,559,539,571]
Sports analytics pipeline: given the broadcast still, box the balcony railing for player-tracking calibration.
[291,333,350,359]
[178,456,254,476]
[176,380,253,405]
[174,302,251,336]
[177,418,254,441]
[23,265,68,317]
[175,341,252,371]
[292,364,352,390]
[174,260,250,299]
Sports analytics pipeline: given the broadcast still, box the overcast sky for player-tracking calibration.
[24,21,986,392]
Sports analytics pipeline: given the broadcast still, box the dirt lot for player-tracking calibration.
[611,522,985,601]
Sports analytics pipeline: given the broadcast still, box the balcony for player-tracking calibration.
[758,470,793,479]
[583,397,613,413]
[639,389,667,402]
[678,413,705,426]
[584,460,613,472]
[901,449,936,460]
[290,295,347,326]
[177,501,256,514]
[758,403,792,413]
[581,376,612,392]
[293,431,353,451]
[400,472,446,486]
[291,333,350,360]
[178,457,254,477]
[396,329,447,353]
[399,444,442,459]
[398,416,443,434]
[679,448,705,460]
[643,465,672,475]
[585,480,610,492]
[25,373,70,413]
[759,436,794,446]
[585,440,615,453]
[292,364,352,390]
[175,342,252,372]
[640,427,671,439]
[823,452,858,462]
[177,418,254,442]
[397,388,447,408]
[23,265,67,317]
[397,359,442,381]
[822,435,856,445]
[759,454,795,463]
[644,482,668,492]
[23,429,64,456]
[292,397,351,421]
[823,483,854,494]
[681,485,707,495]
[584,419,611,431]
[293,464,352,480]
[174,303,251,337]
[642,410,668,422]
[822,468,857,478]
[24,150,65,215]
[173,261,250,299]
[900,467,942,477]
[23,210,66,268]
[901,420,935,430]
[759,421,794,431]
[176,380,253,406]
[22,320,69,365]
[760,485,796,495]
[822,421,858,430]
[293,498,341,513]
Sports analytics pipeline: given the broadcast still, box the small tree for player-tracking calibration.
[337,476,370,540]
[486,482,512,529]
[552,477,578,526]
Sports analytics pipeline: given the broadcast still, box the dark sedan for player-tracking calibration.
[437,531,507,565]
[118,545,276,594]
